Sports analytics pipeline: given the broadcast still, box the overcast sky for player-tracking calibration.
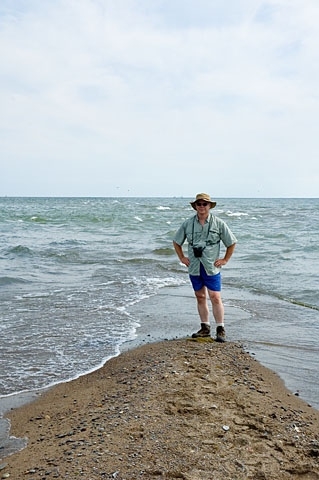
[1,0,318,197]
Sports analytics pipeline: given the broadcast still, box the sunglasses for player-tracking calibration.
[196,202,209,207]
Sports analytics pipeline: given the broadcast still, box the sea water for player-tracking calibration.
[0,197,318,412]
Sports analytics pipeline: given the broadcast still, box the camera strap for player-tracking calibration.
[191,215,213,246]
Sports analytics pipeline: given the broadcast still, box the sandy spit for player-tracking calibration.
[2,339,319,479]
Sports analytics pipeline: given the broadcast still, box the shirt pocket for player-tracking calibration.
[206,229,221,246]
[185,229,194,244]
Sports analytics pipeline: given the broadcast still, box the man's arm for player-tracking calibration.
[214,243,236,268]
[173,241,190,267]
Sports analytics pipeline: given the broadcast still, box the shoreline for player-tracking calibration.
[1,283,318,416]
[2,338,319,479]
[1,283,318,422]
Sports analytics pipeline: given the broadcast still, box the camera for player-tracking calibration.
[193,246,205,258]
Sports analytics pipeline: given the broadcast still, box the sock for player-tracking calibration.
[216,323,224,327]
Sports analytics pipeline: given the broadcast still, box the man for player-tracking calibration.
[173,193,237,342]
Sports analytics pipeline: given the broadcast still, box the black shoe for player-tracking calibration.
[216,326,226,343]
[192,323,211,338]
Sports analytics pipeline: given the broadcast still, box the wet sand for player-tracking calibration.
[2,338,319,479]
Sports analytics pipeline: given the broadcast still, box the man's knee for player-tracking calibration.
[195,289,206,301]
[208,291,222,304]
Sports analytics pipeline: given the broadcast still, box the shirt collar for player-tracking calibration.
[196,213,211,223]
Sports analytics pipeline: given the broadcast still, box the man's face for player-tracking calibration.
[195,201,210,212]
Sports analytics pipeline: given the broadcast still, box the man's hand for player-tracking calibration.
[214,243,236,268]
[173,241,190,267]
[214,258,227,268]
[181,256,190,267]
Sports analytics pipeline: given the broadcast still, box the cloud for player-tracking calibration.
[0,0,319,196]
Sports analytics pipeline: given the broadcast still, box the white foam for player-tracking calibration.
[226,211,249,217]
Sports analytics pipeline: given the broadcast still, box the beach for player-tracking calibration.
[2,338,319,480]
[1,197,319,478]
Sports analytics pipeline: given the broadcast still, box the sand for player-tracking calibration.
[1,339,319,479]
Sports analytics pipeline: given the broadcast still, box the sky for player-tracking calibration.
[1,0,319,198]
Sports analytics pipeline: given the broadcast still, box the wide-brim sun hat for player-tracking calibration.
[190,193,217,210]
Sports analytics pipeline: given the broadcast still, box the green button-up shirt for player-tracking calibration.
[173,213,237,276]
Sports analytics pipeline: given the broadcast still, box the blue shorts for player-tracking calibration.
[189,263,221,292]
